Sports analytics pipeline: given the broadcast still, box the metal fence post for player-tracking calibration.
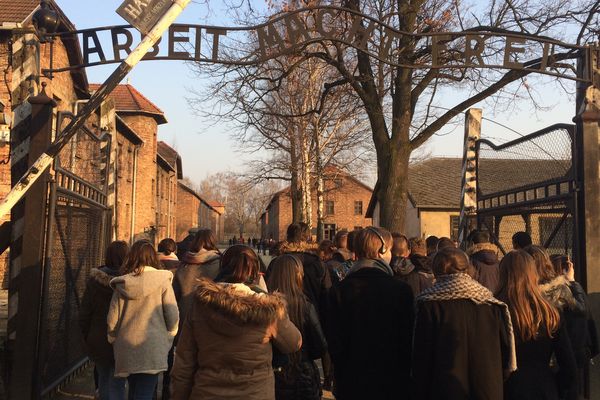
[7,85,55,399]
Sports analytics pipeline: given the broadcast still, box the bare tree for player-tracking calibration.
[193,0,598,232]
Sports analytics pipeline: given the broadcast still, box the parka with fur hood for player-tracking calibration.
[170,278,302,400]
[107,267,179,377]
[79,267,120,366]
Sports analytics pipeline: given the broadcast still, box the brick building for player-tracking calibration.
[157,141,182,241]
[176,181,225,242]
[90,83,171,244]
[261,170,374,242]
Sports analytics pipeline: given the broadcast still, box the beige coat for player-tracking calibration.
[170,278,302,400]
[108,266,179,377]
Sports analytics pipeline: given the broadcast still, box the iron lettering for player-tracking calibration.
[116,0,173,35]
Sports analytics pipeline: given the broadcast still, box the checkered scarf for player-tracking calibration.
[416,273,517,373]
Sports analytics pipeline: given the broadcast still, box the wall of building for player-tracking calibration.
[120,115,158,242]
[262,175,374,242]
[176,184,199,241]
[114,135,137,242]
[404,201,421,238]
[419,210,460,239]
[155,163,177,241]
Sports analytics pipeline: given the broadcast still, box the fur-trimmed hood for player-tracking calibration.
[276,240,319,255]
[466,242,501,257]
[194,278,287,330]
[540,275,578,311]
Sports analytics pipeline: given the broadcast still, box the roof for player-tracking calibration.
[89,84,167,124]
[208,201,225,208]
[0,0,89,97]
[366,157,572,216]
[177,181,221,214]
[157,141,183,179]
[0,0,38,24]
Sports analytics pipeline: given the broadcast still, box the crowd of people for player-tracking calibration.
[79,224,599,400]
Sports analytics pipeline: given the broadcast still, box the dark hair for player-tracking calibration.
[286,223,302,243]
[218,245,260,284]
[391,233,409,257]
[426,236,439,254]
[157,238,177,256]
[409,237,427,256]
[470,230,490,244]
[318,240,335,261]
[121,240,162,276]
[437,237,455,251]
[334,230,349,249]
[347,229,361,253]
[354,227,392,260]
[512,231,532,249]
[105,240,129,270]
[190,229,219,253]
[432,247,473,277]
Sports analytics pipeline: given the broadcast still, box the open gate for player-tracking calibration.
[36,111,110,396]
[474,123,581,272]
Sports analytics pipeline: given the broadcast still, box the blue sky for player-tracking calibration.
[55,1,577,186]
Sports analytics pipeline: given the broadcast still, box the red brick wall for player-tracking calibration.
[176,183,200,241]
[114,135,137,242]
[120,115,158,242]
[263,175,374,242]
[156,164,177,241]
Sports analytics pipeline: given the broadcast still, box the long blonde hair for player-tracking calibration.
[498,250,560,341]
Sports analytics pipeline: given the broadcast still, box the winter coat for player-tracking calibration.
[467,243,501,294]
[274,301,328,400]
[271,241,330,312]
[107,266,179,377]
[174,249,221,326]
[412,299,511,400]
[326,249,353,285]
[79,267,120,366]
[159,253,180,272]
[401,254,435,295]
[540,276,585,314]
[325,261,414,400]
[504,322,577,400]
[562,281,599,368]
[391,256,433,297]
[169,278,303,400]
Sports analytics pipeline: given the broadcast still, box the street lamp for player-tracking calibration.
[31,0,59,43]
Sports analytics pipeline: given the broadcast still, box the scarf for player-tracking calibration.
[416,273,517,373]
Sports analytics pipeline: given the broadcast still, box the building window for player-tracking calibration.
[354,200,363,215]
[450,216,460,241]
[326,200,335,215]
[334,179,343,188]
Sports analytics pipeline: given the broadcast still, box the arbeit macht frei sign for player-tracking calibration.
[48,6,587,82]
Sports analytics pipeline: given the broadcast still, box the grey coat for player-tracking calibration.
[108,266,179,377]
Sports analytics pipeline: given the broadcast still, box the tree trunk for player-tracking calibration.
[290,132,302,223]
[376,142,411,233]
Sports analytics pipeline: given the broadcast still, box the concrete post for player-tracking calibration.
[458,108,481,246]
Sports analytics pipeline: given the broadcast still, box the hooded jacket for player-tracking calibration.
[272,241,329,310]
[107,267,179,377]
[467,242,501,294]
[540,275,584,314]
[170,278,302,400]
[79,267,120,366]
[400,254,435,295]
[174,249,221,326]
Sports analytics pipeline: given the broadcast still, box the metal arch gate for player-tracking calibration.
[474,123,581,273]
[36,111,111,397]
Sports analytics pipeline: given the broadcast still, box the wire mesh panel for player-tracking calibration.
[38,193,106,393]
[475,124,578,257]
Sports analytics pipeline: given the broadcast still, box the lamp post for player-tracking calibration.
[31,0,59,43]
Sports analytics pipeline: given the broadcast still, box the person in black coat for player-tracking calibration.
[79,241,128,400]
[466,230,501,294]
[267,254,328,400]
[326,227,414,400]
[412,247,514,400]
[498,250,577,400]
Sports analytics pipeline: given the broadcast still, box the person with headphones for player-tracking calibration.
[324,227,414,400]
